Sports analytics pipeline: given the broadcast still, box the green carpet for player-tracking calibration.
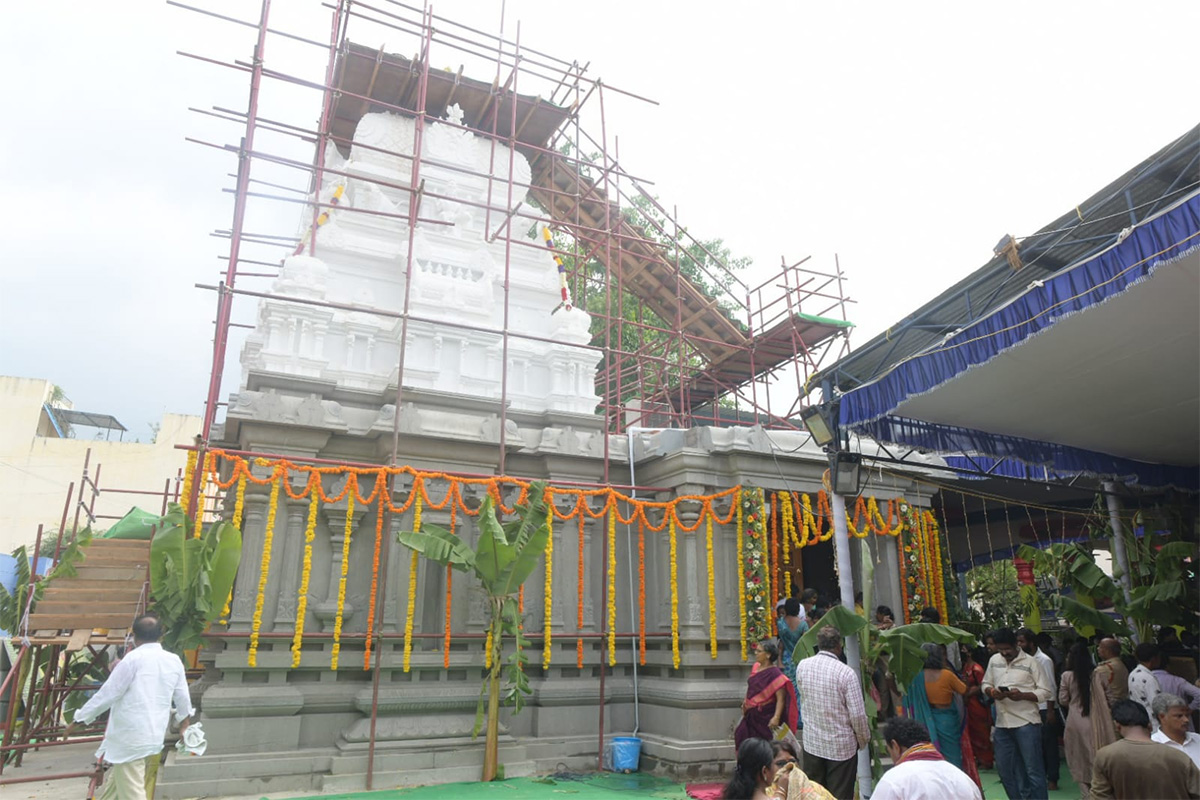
[285,773,689,799]
[978,764,1079,799]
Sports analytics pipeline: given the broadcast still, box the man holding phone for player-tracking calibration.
[982,628,1054,800]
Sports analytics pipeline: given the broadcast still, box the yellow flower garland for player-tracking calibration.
[780,492,792,565]
[232,472,247,529]
[180,450,197,516]
[668,513,679,669]
[485,628,494,669]
[606,506,617,667]
[194,451,213,538]
[734,489,746,661]
[705,505,717,659]
[402,492,422,672]
[291,487,319,668]
[247,467,280,667]
[758,489,770,615]
[542,502,554,670]
[330,490,355,670]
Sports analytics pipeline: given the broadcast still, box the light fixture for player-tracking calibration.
[800,404,837,447]
[830,451,862,496]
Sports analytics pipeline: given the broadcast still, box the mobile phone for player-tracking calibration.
[997,686,1010,692]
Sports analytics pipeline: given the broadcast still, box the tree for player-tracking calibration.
[396,483,550,782]
[964,560,1024,632]
[538,146,752,410]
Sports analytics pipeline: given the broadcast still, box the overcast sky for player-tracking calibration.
[2,1,1196,443]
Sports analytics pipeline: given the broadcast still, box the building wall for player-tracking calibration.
[0,376,200,553]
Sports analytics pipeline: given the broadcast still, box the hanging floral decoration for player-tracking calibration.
[246,459,281,668]
[291,481,320,668]
[180,450,198,516]
[542,499,554,670]
[734,489,747,661]
[205,451,948,673]
[363,479,387,670]
[741,488,771,655]
[329,481,356,670]
[193,451,215,538]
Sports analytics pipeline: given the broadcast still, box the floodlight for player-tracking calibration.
[830,451,862,496]
[800,404,836,447]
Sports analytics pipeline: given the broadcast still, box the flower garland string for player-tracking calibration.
[576,502,585,669]
[734,488,746,661]
[668,511,679,669]
[542,500,555,669]
[193,451,214,537]
[403,491,422,672]
[329,481,356,670]
[247,462,281,667]
[606,503,618,667]
[180,450,197,516]
[637,517,647,666]
[291,481,320,667]
[364,486,386,670]
[705,504,718,659]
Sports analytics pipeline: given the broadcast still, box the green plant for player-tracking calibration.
[1016,544,1133,637]
[397,483,550,782]
[149,504,242,655]
[0,530,92,635]
[963,560,1024,631]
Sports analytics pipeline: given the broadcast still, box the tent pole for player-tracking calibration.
[829,488,873,797]
[1102,481,1137,643]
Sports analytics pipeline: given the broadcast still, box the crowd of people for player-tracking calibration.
[725,594,1200,800]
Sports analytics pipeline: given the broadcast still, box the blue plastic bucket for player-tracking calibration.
[610,736,642,772]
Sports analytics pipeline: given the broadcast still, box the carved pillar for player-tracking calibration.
[314,485,368,632]
[272,497,308,631]
[676,485,705,634]
[229,491,267,630]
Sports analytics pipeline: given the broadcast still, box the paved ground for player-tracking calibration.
[4,742,1080,800]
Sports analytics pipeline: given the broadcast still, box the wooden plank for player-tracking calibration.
[70,567,146,581]
[80,553,150,566]
[66,629,91,652]
[40,588,143,602]
[25,613,139,630]
[40,579,147,592]
[86,538,152,548]
[35,602,142,616]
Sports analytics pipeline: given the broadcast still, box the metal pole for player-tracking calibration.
[1102,481,1136,640]
[828,489,873,797]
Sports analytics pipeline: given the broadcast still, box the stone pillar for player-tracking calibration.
[273,497,309,631]
[229,490,268,630]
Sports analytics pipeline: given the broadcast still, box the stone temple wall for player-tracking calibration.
[158,387,935,797]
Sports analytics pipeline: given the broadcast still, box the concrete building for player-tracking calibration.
[0,376,200,553]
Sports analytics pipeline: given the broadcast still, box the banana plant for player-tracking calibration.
[1016,543,1133,637]
[149,504,242,655]
[397,482,549,782]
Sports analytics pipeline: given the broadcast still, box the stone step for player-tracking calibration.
[330,741,529,774]
[157,749,333,784]
[320,759,539,793]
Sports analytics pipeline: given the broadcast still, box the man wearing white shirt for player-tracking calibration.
[66,616,193,800]
[983,627,1053,800]
[1129,642,1164,732]
[1018,627,1061,791]
[1152,693,1200,770]
[872,716,982,800]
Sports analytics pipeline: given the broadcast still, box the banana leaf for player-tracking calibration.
[792,604,867,663]
[475,497,513,586]
[1058,595,1131,637]
[205,521,242,618]
[398,524,476,572]
[877,623,978,688]
[149,505,189,601]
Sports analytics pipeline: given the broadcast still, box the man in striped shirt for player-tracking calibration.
[794,626,869,800]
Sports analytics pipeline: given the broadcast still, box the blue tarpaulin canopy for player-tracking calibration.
[813,127,1200,490]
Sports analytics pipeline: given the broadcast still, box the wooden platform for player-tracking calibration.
[25,538,150,649]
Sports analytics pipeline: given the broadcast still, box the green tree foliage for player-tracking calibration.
[396,483,550,782]
[539,147,751,409]
[964,560,1024,632]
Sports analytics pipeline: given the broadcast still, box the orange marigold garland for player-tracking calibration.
[247,465,281,667]
[734,489,746,661]
[363,490,386,670]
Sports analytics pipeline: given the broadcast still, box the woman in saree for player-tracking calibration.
[960,644,994,770]
[777,598,808,729]
[903,643,979,786]
[735,641,798,749]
